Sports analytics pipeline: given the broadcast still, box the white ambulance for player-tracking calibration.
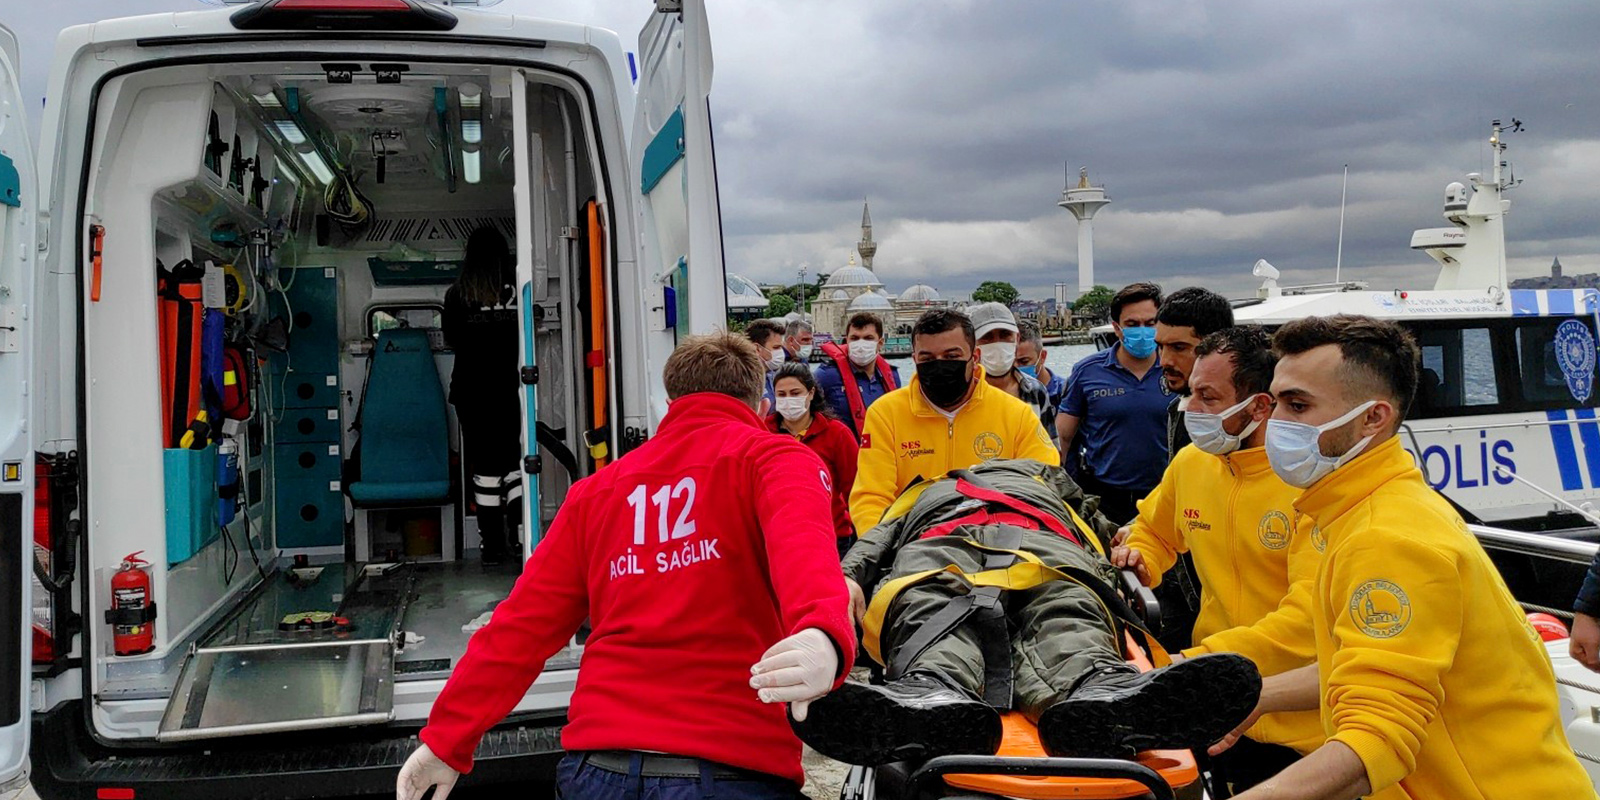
[0,0,727,795]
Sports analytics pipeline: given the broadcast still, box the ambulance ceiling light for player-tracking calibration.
[274,119,308,145]
[249,80,282,108]
[462,150,481,184]
[302,151,336,184]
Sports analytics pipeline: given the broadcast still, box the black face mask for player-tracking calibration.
[917,358,973,408]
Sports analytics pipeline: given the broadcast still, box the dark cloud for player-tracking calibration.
[14,1,1600,299]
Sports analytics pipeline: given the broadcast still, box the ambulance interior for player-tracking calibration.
[80,62,605,740]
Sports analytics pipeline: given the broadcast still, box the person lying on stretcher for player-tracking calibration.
[791,459,1263,766]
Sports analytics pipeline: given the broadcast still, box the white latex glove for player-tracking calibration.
[749,627,839,722]
[396,743,460,800]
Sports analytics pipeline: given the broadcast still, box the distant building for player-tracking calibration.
[1509,257,1598,290]
[811,201,895,340]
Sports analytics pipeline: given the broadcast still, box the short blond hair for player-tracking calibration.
[663,331,766,406]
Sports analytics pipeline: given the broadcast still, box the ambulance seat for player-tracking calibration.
[348,328,456,561]
[348,328,451,506]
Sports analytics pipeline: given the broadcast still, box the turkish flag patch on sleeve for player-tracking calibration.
[861,433,872,448]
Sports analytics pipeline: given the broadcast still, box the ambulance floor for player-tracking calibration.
[393,560,543,680]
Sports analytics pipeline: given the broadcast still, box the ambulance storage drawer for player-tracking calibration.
[273,443,344,548]
[276,407,342,443]
[279,369,340,410]
[164,446,220,565]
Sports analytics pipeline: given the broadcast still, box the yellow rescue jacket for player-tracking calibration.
[1299,436,1594,799]
[850,366,1059,533]
[1125,444,1323,752]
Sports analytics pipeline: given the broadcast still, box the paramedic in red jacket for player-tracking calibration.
[768,362,860,557]
[397,332,856,800]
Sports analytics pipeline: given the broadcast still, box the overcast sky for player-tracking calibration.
[11,1,1600,299]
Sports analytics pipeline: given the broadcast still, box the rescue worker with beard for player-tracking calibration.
[849,308,1059,534]
[398,332,855,800]
[1215,315,1594,800]
[1111,326,1319,791]
[796,459,1263,765]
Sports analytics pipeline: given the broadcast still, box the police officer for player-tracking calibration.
[397,332,855,800]
[1216,315,1594,800]
[1111,327,1318,790]
[1054,282,1168,523]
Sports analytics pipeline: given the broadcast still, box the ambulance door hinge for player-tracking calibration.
[558,226,581,240]
[523,455,542,475]
[520,365,538,385]
[655,0,683,13]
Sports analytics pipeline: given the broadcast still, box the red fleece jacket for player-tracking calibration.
[420,393,856,784]
[768,412,859,539]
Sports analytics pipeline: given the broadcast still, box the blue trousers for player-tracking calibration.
[555,753,805,800]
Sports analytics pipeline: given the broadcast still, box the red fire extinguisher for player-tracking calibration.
[107,551,157,656]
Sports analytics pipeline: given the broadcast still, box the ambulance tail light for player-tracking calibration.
[230,0,458,32]
[32,453,82,668]
[32,456,57,664]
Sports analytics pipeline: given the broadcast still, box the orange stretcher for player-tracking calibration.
[939,633,1199,799]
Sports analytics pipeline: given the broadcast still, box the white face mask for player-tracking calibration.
[1265,400,1378,489]
[797,344,814,360]
[848,339,879,367]
[979,342,1017,377]
[775,395,810,422]
[1185,394,1266,456]
[767,348,786,370]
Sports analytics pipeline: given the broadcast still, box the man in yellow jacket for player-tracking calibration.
[849,308,1059,536]
[1111,327,1322,790]
[1222,314,1594,800]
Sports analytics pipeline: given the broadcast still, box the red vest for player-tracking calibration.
[819,341,898,436]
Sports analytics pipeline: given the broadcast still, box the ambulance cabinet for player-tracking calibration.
[268,267,343,548]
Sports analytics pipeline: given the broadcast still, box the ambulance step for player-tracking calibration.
[32,701,565,799]
[155,563,417,742]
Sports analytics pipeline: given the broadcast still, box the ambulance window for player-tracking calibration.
[369,306,442,338]
[1515,317,1599,408]
[1409,325,1500,418]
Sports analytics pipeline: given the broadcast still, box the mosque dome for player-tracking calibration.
[830,289,849,300]
[823,253,883,291]
[899,284,941,304]
[847,293,894,312]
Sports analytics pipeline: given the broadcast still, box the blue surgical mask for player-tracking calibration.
[1265,400,1377,488]
[1122,326,1157,358]
[1185,394,1265,456]
[1017,365,1039,379]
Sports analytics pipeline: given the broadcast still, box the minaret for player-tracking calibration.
[857,199,877,270]
[1058,166,1111,294]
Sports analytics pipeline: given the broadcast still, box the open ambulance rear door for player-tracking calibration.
[0,20,38,791]
[631,0,727,342]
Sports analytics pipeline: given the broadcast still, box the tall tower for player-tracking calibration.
[1058,166,1111,294]
[857,199,878,270]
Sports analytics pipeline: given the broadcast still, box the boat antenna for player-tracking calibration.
[1335,164,1349,283]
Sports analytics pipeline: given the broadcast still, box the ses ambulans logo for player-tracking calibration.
[1554,319,1596,404]
[1349,580,1412,639]
[973,432,1004,460]
[1257,510,1291,551]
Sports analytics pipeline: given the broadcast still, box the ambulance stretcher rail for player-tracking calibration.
[907,755,1176,800]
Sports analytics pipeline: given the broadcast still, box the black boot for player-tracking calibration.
[789,672,1002,766]
[477,506,506,566]
[1037,653,1261,759]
